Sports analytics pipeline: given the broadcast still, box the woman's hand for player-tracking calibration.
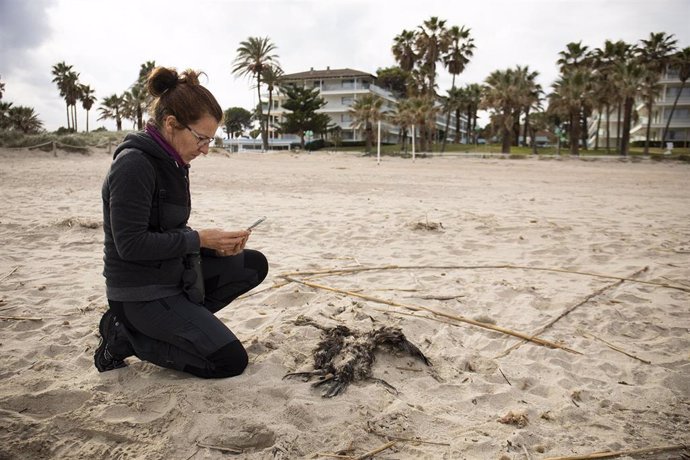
[198,228,250,256]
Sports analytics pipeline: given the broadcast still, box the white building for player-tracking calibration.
[267,67,465,146]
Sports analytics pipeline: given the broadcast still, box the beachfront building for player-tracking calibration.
[588,66,690,149]
[267,67,465,147]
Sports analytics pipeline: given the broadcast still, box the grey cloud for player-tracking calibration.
[0,0,55,72]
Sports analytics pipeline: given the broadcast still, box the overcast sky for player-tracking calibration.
[1,0,688,132]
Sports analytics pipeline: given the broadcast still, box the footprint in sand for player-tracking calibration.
[0,389,90,419]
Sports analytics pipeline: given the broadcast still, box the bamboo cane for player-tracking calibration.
[0,316,43,321]
[495,267,648,359]
[543,444,687,460]
[279,264,689,293]
[282,276,581,354]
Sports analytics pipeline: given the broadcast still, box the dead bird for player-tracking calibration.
[284,316,431,397]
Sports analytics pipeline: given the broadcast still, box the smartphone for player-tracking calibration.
[247,216,267,230]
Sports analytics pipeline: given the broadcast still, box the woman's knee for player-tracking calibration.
[206,340,248,378]
[245,249,269,283]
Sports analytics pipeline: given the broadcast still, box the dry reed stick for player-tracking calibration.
[366,425,450,446]
[279,264,689,293]
[577,329,652,364]
[0,266,19,283]
[355,440,397,460]
[196,441,242,454]
[494,267,648,359]
[0,316,43,322]
[543,444,687,460]
[282,276,581,354]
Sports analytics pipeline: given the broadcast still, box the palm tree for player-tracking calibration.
[349,94,384,153]
[261,64,283,141]
[80,84,96,133]
[464,83,483,144]
[557,41,591,71]
[392,30,418,74]
[0,101,13,130]
[124,85,147,130]
[638,32,677,153]
[442,87,464,145]
[613,60,646,156]
[232,36,280,151]
[51,61,75,130]
[8,106,43,133]
[0,76,5,100]
[407,95,438,152]
[415,16,448,96]
[98,94,125,131]
[482,66,536,153]
[592,40,635,153]
[549,68,591,156]
[662,47,690,144]
[440,25,474,152]
[64,71,81,132]
[388,98,415,152]
[513,65,541,147]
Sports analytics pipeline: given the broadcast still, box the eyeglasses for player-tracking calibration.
[181,123,214,146]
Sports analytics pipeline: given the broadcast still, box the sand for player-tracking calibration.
[0,147,688,459]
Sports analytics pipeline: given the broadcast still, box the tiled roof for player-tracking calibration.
[281,68,375,80]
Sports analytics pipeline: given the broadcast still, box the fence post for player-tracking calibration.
[52,141,57,157]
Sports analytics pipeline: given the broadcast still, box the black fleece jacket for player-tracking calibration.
[102,131,200,301]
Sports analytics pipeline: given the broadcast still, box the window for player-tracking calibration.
[342,79,354,89]
[341,96,353,105]
[341,114,352,122]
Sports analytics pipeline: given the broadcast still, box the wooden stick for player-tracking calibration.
[577,329,652,365]
[355,441,397,460]
[0,266,19,283]
[279,264,689,293]
[282,276,581,354]
[543,444,687,460]
[366,426,450,446]
[0,316,43,322]
[494,267,647,359]
[196,441,242,454]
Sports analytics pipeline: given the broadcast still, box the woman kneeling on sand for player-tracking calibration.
[94,66,268,378]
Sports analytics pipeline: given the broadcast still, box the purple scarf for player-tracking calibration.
[145,123,189,168]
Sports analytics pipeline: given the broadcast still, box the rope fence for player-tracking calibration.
[3,140,113,155]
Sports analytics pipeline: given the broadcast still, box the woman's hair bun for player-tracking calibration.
[147,67,179,97]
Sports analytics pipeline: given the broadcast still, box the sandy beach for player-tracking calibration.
[0,147,688,459]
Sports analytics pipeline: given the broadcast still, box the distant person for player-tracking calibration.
[95,66,268,378]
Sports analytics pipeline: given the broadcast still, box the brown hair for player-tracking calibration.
[146,67,223,128]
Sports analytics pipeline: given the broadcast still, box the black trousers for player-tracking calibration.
[109,249,268,378]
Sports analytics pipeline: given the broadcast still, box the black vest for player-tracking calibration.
[144,152,192,233]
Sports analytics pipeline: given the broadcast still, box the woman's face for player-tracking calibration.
[164,114,219,164]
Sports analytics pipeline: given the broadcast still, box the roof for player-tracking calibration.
[281,68,375,81]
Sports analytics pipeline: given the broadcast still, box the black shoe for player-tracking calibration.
[94,310,128,372]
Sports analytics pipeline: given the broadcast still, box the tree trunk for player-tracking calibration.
[621,96,634,156]
[441,74,457,153]
[594,107,601,150]
[605,103,611,154]
[523,107,530,148]
[365,122,372,153]
[643,99,653,155]
[255,74,267,151]
[570,108,580,156]
[266,89,273,144]
[616,101,622,153]
[501,126,511,153]
[581,109,588,150]
[72,104,78,132]
[86,109,90,133]
[65,103,71,131]
[662,80,686,143]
